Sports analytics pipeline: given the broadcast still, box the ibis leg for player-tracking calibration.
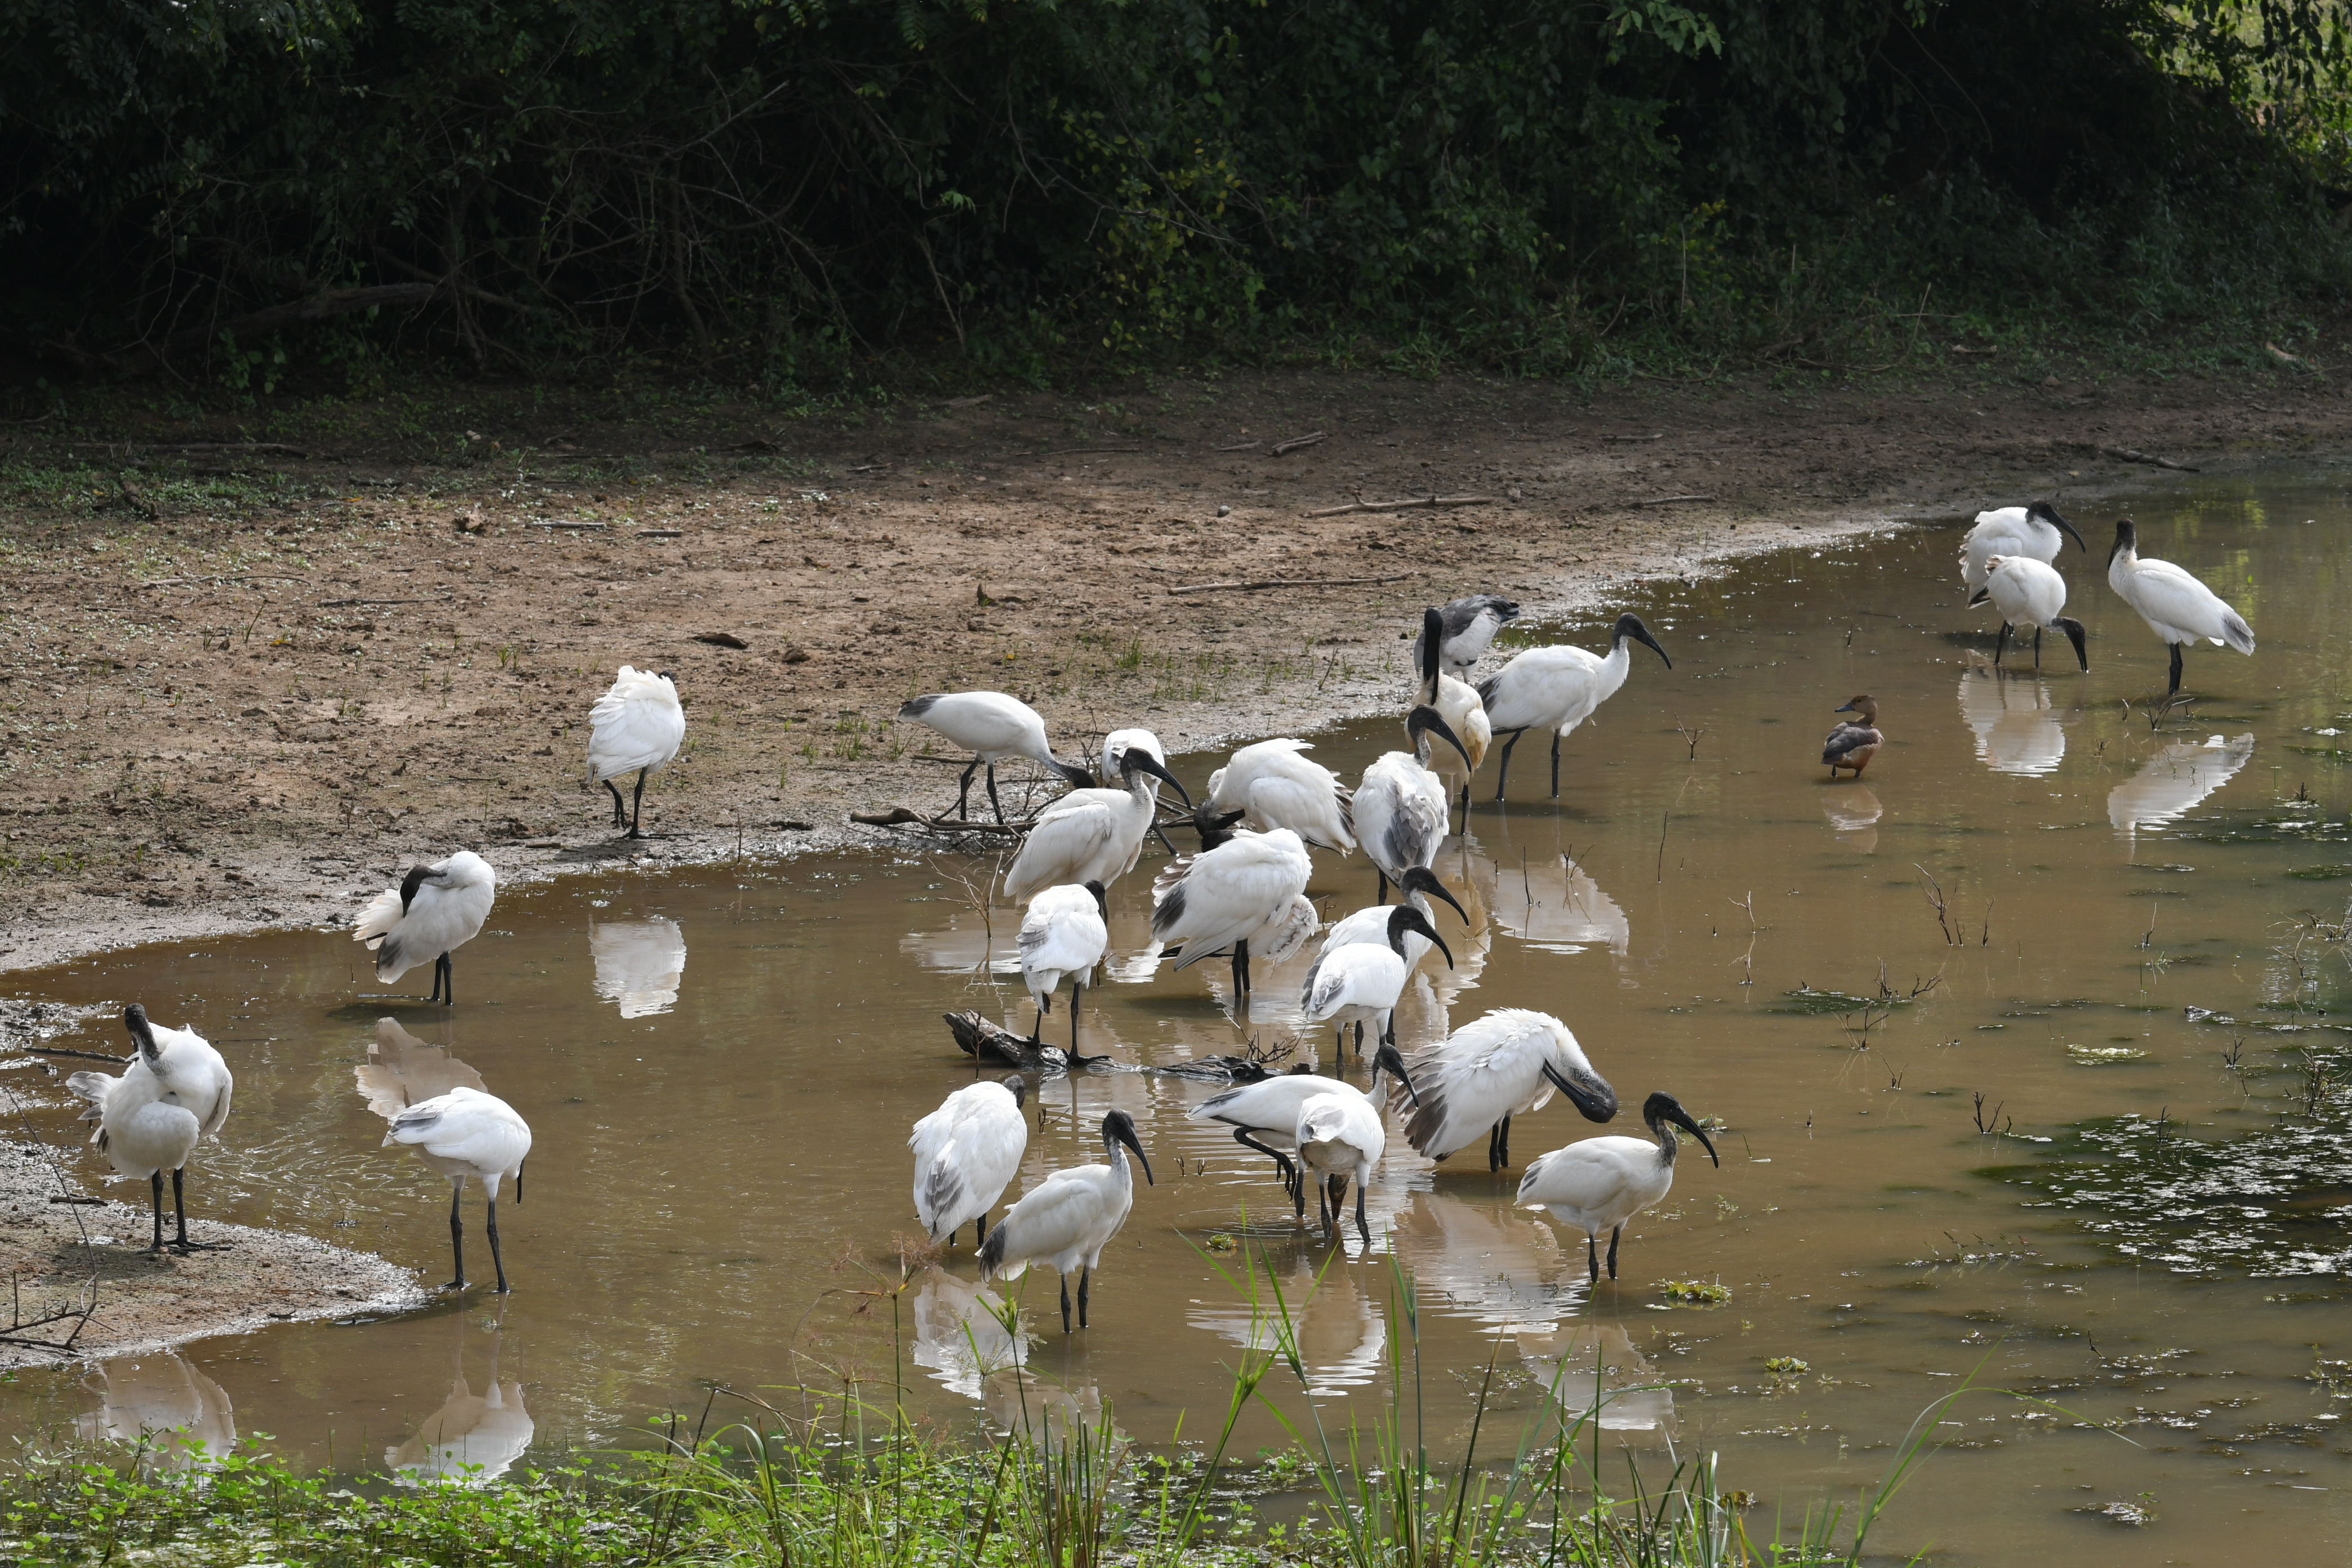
[428,954,444,1004]
[1353,1019,1365,1058]
[487,1194,510,1293]
[2032,626,2043,670]
[2168,643,2185,696]
[1499,1113,1512,1169]
[1456,783,1469,836]
[1232,939,1251,996]
[1606,1225,1622,1281]
[446,1183,467,1291]
[1078,1267,1090,1329]
[1355,1180,1370,1250]
[629,769,648,836]
[1377,868,1389,905]
[1993,621,2010,666]
[168,1167,226,1252]
[956,760,979,819]
[1586,1232,1600,1283]
[439,952,454,1007]
[985,763,1006,825]
[1550,732,1561,799]
[1070,981,1083,1050]
[1493,729,1524,802]
[1032,1001,1046,1045]
[148,1171,166,1253]
[1234,1127,1297,1203]
[1487,1121,1501,1172]
[1151,822,1178,854]
[1059,1273,1073,1335]
[605,779,627,828]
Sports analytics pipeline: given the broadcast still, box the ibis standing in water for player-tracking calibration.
[1315,870,1471,1061]
[1413,594,1521,679]
[1294,1090,1386,1249]
[587,666,685,838]
[1821,696,1883,780]
[379,1086,532,1293]
[981,1110,1153,1334]
[1957,500,2086,600]
[1018,882,1109,1047]
[1204,739,1356,853]
[1414,609,1491,832]
[910,1075,1030,1250]
[1518,1090,1718,1282]
[1300,904,1454,1055]
[65,1005,234,1254]
[1151,826,1316,997]
[1001,745,1188,902]
[1356,706,1472,903]
[1398,1008,1618,1171]
[2106,519,2256,696]
[354,850,497,1005]
[1190,1048,1419,1210]
[1480,613,1672,802]
[1102,727,1181,853]
[897,692,1095,823]
[1975,554,2089,671]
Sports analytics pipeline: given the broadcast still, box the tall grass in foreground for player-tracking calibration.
[0,1237,2096,1566]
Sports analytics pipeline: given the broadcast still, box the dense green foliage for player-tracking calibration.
[3,0,2349,384]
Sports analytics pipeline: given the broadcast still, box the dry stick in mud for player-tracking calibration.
[1167,573,1412,595]
[0,1081,102,1352]
[1306,495,1498,518]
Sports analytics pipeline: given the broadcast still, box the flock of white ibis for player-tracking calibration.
[60,504,2256,1330]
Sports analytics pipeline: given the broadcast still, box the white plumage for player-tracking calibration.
[1413,608,1491,831]
[379,1086,532,1294]
[2106,519,2256,694]
[1411,593,1521,679]
[1188,1045,1418,1203]
[1294,1090,1386,1248]
[981,1111,1153,1334]
[65,1005,234,1255]
[1300,905,1453,1055]
[1151,826,1315,996]
[1204,739,1356,852]
[1317,866,1468,974]
[1356,705,1471,896]
[1398,1008,1619,1172]
[1018,883,1108,1046]
[1977,554,2088,671]
[1002,747,1187,902]
[1957,500,2086,596]
[354,850,497,1005]
[897,691,1094,822]
[1101,727,1181,856]
[1479,613,1671,802]
[1957,671,2066,778]
[910,1075,1031,1250]
[587,665,685,836]
[1518,1092,1717,1282]
[590,917,687,1018]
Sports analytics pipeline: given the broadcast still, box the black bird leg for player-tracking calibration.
[985,762,1006,825]
[446,1183,467,1290]
[1059,1273,1073,1334]
[1032,1000,1048,1045]
[2032,626,2043,669]
[605,779,628,827]
[168,1168,227,1253]
[1487,1121,1502,1172]
[1069,980,1083,1050]
[956,759,980,819]
[1151,822,1179,854]
[1550,731,1562,799]
[1456,783,1470,835]
[1233,1126,1296,1198]
[439,952,455,1007]
[2168,643,2185,696]
[1606,1225,1622,1280]
[1586,1232,1600,1282]
[1993,621,2011,667]
[147,1171,166,1253]
[1230,939,1251,996]
[487,1193,510,1293]
[429,954,445,1004]
[1355,1180,1370,1250]
[1377,868,1389,904]
[1493,728,1525,803]
[1353,1020,1365,1059]
[629,768,648,837]
[1078,1267,1090,1329]
[1499,1113,1512,1169]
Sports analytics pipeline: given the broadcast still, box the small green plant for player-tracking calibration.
[1763,1356,1811,1374]
[1656,1277,1732,1304]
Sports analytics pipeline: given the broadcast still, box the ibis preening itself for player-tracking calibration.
[380,1088,532,1293]
[1480,613,1671,802]
[911,1075,1031,1250]
[1317,866,1468,975]
[355,851,497,1005]
[1518,1090,1718,1282]
[1002,745,1188,902]
[1957,500,2086,599]
[1152,826,1316,997]
[1190,1048,1418,1210]
[2106,519,2256,696]
[981,1110,1153,1334]
[1204,739,1356,853]
[1413,594,1522,679]
[1415,609,1492,831]
[587,666,685,838]
[65,1005,234,1255]
[1398,1008,1618,1172]
[1102,727,1181,853]
[897,692,1095,823]
[1821,696,1883,780]
[1357,706,1472,902]
[1974,554,2089,672]
[1019,882,1109,1046]
[1294,1090,1386,1249]
[1300,904,1454,1054]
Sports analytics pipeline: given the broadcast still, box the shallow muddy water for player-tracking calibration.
[6,476,2352,1561]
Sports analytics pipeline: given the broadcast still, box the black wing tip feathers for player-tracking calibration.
[898,694,941,719]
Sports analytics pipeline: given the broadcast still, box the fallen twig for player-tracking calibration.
[1041,445,1143,457]
[1305,495,1497,518]
[528,520,608,530]
[1271,431,1327,455]
[1214,439,1261,452]
[19,1046,126,1063]
[693,632,749,649]
[2099,446,2201,473]
[848,807,1030,836]
[1633,495,1716,507]
[1167,573,1412,595]
[319,597,448,607]
[1602,433,1663,443]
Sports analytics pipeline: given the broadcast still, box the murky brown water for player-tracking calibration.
[6,475,2352,1560]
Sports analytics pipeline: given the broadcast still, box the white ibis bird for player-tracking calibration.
[354,850,496,1005]
[1518,1091,1718,1282]
[1414,608,1491,831]
[1398,1008,1618,1172]
[1190,1047,1418,1210]
[980,1110,1153,1334]
[1102,727,1181,853]
[1357,706,1472,901]
[911,1075,1031,1250]
[1821,695,1883,779]
[380,1087,532,1293]
[1151,826,1315,996]
[587,666,685,838]
[1300,904,1454,1054]
[1413,593,1522,679]
[1958,500,2086,598]
[1019,882,1108,1046]
[1973,554,2088,671]
[1204,739,1355,853]
[1002,746,1189,902]
[1295,1090,1386,1249]
[2106,519,2256,696]
[1318,866,1468,973]
[64,1004,234,1255]
[897,692,1095,823]
[1480,613,1671,801]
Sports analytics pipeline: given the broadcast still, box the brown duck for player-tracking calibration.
[1822,696,1882,780]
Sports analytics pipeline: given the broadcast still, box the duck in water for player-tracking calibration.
[1822,696,1882,780]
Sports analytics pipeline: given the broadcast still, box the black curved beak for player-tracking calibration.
[1664,1103,1721,1166]
[1631,622,1672,670]
[1405,869,1469,926]
[1134,751,1192,807]
[1375,1043,1421,1106]
[2058,617,2090,672]
[2108,519,2134,566]
[1055,760,1098,790]
[2043,504,2086,552]
[1410,705,1473,770]
[1114,1120,1154,1185]
[1412,912,1456,971]
[124,1004,158,1059]
[1966,586,1990,607]
[1543,1061,1618,1122]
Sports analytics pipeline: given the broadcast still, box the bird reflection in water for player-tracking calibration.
[1186,1251,1387,1396]
[1821,787,1883,854]
[1468,849,1629,959]
[355,1017,485,1112]
[76,1355,236,1472]
[590,916,687,1018]
[1956,669,2070,777]
[388,1312,534,1486]
[1389,1190,1584,1334]
[2109,733,2257,838]
[1518,1323,1676,1442]
[912,1267,1107,1442]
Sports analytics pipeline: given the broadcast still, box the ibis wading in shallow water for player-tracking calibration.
[66,1005,234,1255]
[1518,1090,1718,1282]
[1188,1048,1419,1207]
[1294,1090,1386,1249]
[981,1110,1153,1333]
[587,666,685,837]
[1413,593,1522,680]
[1300,903,1454,1055]
[1958,500,2086,599]
[1152,826,1316,996]
[1974,554,2089,671]
[1204,738,1356,853]
[381,1086,532,1293]
[1001,745,1188,902]
[1356,705,1472,902]
[1318,865,1469,980]
[354,850,497,1005]
[910,1075,1030,1250]
[1400,1008,1618,1171]
[1018,881,1109,1046]
[1101,727,1181,853]
[1480,613,1671,802]
[1821,696,1883,780]
[897,692,1095,823]
[2106,519,2256,696]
